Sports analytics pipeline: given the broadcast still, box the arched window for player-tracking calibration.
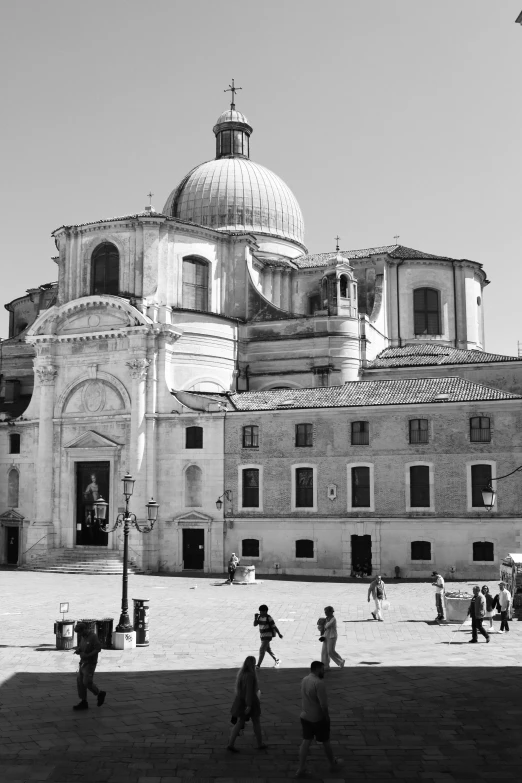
[296,539,314,558]
[411,541,431,560]
[414,288,440,335]
[185,465,202,507]
[340,275,348,298]
[183,257,209,311]
[8,468,19,508]
[91,243,120,295]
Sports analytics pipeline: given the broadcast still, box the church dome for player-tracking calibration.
[163,101,304,246]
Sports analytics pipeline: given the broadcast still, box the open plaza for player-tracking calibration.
[1,569,522,783]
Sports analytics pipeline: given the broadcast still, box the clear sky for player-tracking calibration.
[0,0,520,355]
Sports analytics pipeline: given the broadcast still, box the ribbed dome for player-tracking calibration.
[163,158,305,246]
[214,108,251,128]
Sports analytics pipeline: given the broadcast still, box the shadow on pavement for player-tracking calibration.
[1,664,522,782]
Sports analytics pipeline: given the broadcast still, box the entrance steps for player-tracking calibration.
[19,546,146,575]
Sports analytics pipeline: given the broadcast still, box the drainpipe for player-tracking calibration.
[452,261,458,348]
[396,261,404,347]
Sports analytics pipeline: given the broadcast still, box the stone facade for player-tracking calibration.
[221,396,522,579]
[1,100,521,575]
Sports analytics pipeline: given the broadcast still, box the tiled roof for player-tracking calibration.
[292,244,476,269]
[368,344,520,369]
[197,377,520,412]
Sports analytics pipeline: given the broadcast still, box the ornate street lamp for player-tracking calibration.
[94,473,159,636]
[482,465,522,511]
[216,489,233,510]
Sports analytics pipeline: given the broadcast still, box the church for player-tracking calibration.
[1,88,522,578]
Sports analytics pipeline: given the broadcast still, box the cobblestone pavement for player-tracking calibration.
[1,570,522,782]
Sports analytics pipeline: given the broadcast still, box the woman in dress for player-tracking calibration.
[227,655,267,752]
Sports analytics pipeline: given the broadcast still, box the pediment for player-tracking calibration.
[56,306,131,335]
[0,508,25,525]
[174,511,213,524]
[26,296,152,340]
[64,430,123,449]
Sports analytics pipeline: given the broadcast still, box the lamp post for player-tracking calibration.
[482,465,522,511]
[216,489,233,510]
[93,473,159,644]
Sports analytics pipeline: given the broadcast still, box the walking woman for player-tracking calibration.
[227,656,267,752]
[482,585,495,631]
[321,606,345,670]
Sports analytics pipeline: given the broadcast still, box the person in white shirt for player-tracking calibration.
[295,661,343,778]
[320,606,345,670]
[431,571,445,622]
[367,575,387,621]
[497,581,512,633]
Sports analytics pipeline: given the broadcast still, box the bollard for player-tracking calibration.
[133,598,150,647]
[54,619,76,650]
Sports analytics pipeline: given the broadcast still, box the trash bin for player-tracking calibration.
[54,619,76,650]
[133,598,150,647]
[79,618,97,633]
[96,618,114,649]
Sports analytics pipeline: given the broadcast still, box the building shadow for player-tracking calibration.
[1,663,522,781]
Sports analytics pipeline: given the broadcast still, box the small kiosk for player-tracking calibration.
[500,553,522,619]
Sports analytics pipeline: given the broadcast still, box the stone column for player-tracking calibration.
[35,364,57,524]
[273,270,282,308]
[126,357,150,506]
[125,356,150,570]
[23,362,58,563]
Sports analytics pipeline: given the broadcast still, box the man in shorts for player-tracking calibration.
[294,661,343,778]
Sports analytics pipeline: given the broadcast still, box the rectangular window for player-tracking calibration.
[242,538,259,557]
[410,465,430,507]
[411,541,431,560]
[295,468,314,507]
[185,426,203,449]
[351,421,369,445]
[242,425,259,448]
[295,423,313,447]
[296,539,314,558]
[414,288,440,335]
[471,464,492,507]
[9,434,20,454]
[470,417,491,443]
[473,541,494,561]
[409,419,429,444]
[182,258,209,312]
[352,466,371,507]
[242,469,260,508]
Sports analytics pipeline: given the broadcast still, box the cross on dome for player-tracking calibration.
[335,235,341,252]
[224,79,242,109]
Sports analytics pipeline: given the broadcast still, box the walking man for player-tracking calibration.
[294,661,343,778]
[227,552,240,584]
[321,606,345,669]
[73,622,106,710]
[431,570,446,622]
[497,581,512,633]
[367,575,387,621]
[467,585,490,644]
[254,604,283,668]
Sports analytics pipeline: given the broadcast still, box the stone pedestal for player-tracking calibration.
[233,565,256,584]
[112,630,136,649]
